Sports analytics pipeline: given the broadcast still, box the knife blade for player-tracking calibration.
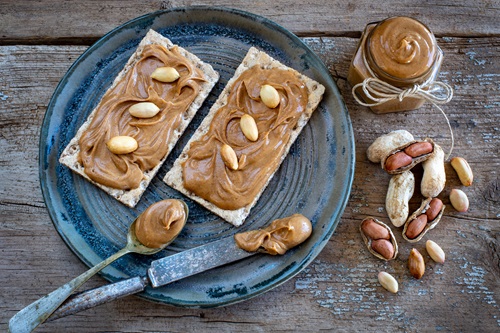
[48,236,256,321]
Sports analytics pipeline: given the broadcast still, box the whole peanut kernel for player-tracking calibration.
[361,219,390,240]
[371,239,395,260]
[385,151,413,171]
[378,272,399,293]
[406,214,428,239]
[426,240,446,264]
[106,136,138,155]
[404,141,433,157]
[240,114,259,142]
[425,198,443,221]
[450,189,469,212]
[260,85,280,108]
[408,248,425,279]
[220,144,239,170]
[450,157,473,186]
[128,102,161,118]
[151,66,180,83]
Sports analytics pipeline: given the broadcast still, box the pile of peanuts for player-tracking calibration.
[360,130,473,293]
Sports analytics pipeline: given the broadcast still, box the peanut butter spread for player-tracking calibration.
[234,214,312,255]
[182,66,308,210]
[78,44,206,190]
[367,16,437,80]
[134,199,187,248]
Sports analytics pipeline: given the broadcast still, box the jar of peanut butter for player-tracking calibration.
[348,17,443,114]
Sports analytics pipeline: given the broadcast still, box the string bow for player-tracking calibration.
[352,77,455,159]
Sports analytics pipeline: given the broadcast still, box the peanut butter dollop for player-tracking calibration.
[367,16,437,80]
[234,214,312,255]
[182,66,308,210]
[134,199,187,249]
[78,44,206,190]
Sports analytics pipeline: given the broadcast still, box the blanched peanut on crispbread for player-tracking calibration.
[106,136,138,155]
[240,114,259,142]
[220,144,238,170]
[260,85,280,108]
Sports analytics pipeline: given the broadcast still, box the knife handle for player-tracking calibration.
[47,276,148,322]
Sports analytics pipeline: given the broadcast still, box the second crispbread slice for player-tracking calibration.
[164,47,325,226]
[59,29,219,207]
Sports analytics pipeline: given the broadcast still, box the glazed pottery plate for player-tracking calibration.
[40,7,354,308]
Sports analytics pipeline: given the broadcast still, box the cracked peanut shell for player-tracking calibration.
[402,197,445,243]
[360,217,398,261]
[381,138,435,175]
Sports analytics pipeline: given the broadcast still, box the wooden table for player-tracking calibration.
[1,1,499,332]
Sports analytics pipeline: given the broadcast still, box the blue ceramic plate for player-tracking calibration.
[40,7,354,308]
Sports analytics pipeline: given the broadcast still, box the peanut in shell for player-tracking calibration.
[381,139,435,175]
[360,217,398,261]
[402,197,445,243]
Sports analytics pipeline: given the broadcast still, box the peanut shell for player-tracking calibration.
[359,217,398,261]
[381,139,435,175]
[386,171,415,227]
[367,130,414,163]
[421,143,446,198]
[402,197,445,243]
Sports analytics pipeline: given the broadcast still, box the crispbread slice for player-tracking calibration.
[164,47,325,226]
[59,29,219,207]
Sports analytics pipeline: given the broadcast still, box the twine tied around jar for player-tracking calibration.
[352,77,455,160]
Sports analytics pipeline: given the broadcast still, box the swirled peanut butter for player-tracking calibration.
[367,16,437,81]
[347,16,443,113]
[134,199,187,248]
[181,66,308,210]
[234,214,312,255]
[78,44,206,190]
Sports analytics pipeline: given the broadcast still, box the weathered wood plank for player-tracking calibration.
[1,37,499,332]
[0,0,499,44]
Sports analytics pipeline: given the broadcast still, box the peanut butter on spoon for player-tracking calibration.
[134,199,188,248]
[234,214,312,255]
[8,199,188,332]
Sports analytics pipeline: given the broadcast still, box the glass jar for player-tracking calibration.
[347,16,443,114]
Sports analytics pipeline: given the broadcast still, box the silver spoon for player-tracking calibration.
[9,200,188,333]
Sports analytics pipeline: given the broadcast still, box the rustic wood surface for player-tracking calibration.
[1,1,499,332]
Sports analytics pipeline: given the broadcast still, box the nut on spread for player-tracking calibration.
[367,16,437,81]
[234,214,312,255]
[78,44,206,190]
[134,199,187,248]
[181,66,308,210]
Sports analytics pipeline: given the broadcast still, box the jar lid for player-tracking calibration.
[366,17,437,82]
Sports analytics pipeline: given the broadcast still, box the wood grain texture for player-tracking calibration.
[1,33,498,331]
[1,0,500,329]
[0,0,499,44]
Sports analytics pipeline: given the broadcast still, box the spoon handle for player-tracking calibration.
[9,247,130,333]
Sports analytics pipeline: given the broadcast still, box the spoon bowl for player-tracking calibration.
[9,199,188,333]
